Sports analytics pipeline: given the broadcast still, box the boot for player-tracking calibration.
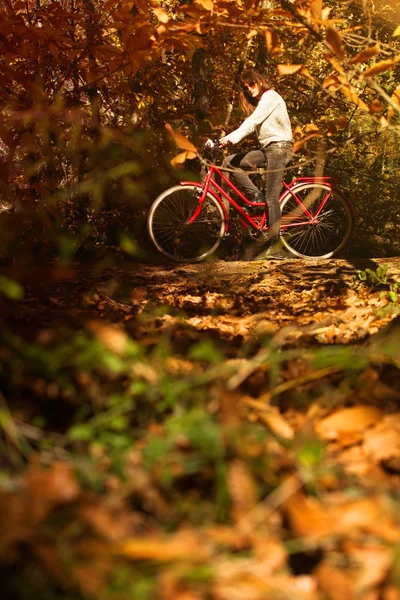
[242,236,286,261]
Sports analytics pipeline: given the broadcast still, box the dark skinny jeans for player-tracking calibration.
[222,142,293,240]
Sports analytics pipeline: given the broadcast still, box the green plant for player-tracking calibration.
[356,264,400,305]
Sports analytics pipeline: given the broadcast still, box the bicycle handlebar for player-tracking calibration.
[204,138,220,150]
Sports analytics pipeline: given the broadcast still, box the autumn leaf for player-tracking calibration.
[340,86,369,112]
[325,26,345,60]
[369,99,384,113]
[310,0,322,20]
[265,29,280,56]
[349,45,380,64]
[336,116,348,129]
[257,407,294,440]
[285,492,382,539]
[277,64,316,82]
[246,29,258,40]
[322,74,341,89]
[305,122,320,133]
[393,25,400,36]
[391,86,400,104]
[26,461,80,522]
[110,531,210,561]
[170,150,197,168]
[315,562,355,600]
[227,459,258,521]
[388,85,400,120]
[277,64,303,77]
[326,55,346,75]
[361,56,400,78]
[293,133,323,152]
[87,320,128,355]
[153,7,169,23]
[315,406,382,440]
[165,123,197,153]
[194,0,214,10]
[363,414,400,462]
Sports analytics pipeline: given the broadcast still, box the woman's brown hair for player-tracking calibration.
[239,69,269,116]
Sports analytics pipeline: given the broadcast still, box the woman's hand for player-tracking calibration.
[219,137,231,148]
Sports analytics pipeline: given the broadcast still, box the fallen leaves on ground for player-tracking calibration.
[1,258,400,599]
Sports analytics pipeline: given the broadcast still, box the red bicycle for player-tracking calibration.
[147,140,354,263]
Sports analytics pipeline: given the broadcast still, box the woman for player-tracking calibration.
[220,69,293,258]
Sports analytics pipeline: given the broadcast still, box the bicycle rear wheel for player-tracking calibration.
[148,184,226,262]
[280,183,353,258]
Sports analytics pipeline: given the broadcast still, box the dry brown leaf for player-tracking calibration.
[305,123,320,133]
[153,7,169,22]
[214,572,316,600]
[246,29,258,40]
[362,56,400,78]
[310,0,322,19]
[388,85,400,120]
[391,86,400,104]
[349,45,380,64]
[265,29,280,56]
[165,123,197,152]
[293,133,323,152]
[258,407,294,440]
[285,492,335,538]
[336,116,348,129]
[326,27,345,59]
[87,531,212,562]
[26,461,80,522]
[322,74,341,89]
[326,55,346,75]
[78,501,127,540]
[369,99,384,113]
[227,459,259,521]
[363,414,400,462]
[340,86,370,111]
[345,543,393,596]
[285,493,382,539]
[194,0,214,11]
[87,320,128,354]
[277,63,303,77]
[205,525,249,550]
[336,498,381,531]
[171,150,197,167]
[315,561,355,600]
[293,124,303,139]
[315,405,382,440]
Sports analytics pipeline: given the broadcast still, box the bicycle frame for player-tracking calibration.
[181,163,342,235]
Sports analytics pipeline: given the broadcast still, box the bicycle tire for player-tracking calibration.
[148,184,226,263]
[280,183,353,258]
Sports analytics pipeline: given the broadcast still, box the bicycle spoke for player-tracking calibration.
[148,185,225,262]
[280,184,353,258]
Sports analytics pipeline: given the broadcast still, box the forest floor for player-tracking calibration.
[1,255,400,600]
[6,255,400,345]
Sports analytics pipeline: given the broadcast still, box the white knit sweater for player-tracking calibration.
[221,90,292,148]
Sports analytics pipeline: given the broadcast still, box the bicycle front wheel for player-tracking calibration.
[148,184,226,262]
[280,183,353,258]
